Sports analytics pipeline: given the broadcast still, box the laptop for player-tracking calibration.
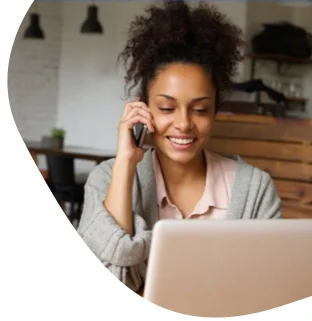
[143,219,312,317]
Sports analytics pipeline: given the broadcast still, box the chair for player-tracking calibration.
[41,136,55,193]
[46,155,85,224]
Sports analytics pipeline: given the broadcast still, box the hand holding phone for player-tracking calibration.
[116,98,154,164]
[134,122,149,149]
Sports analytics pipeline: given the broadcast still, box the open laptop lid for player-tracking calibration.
[144,219,312,317]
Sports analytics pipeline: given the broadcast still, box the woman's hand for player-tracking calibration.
[116,98,154,165]
[105,99,154,235]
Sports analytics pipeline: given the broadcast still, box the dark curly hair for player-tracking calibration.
[118,0,245,112]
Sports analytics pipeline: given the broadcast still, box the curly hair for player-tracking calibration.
[118,0,245,111]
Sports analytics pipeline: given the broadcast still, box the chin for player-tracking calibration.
[166,152,197,164]
[156,141,203,164]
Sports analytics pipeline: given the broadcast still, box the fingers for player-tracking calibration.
[121,99,154,133]
[123,106,153,123]
[122,108,154,132]
[122,114,154,133]
[122,100,149,118]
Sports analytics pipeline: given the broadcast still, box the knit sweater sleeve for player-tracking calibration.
[253,170,281,219]
[77,160,152,292]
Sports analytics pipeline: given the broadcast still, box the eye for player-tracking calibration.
[159,107,174,112]
[193,108,208,113]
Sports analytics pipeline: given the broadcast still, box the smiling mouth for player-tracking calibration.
[167,137,197,145]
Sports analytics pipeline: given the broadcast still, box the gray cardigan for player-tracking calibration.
[77,149,281,292]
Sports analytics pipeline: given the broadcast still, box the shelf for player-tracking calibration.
[220,100,286,117]
[286,97,309,104]
[220,100,307,118]
[246,53,312,65]
[246,53,312,79]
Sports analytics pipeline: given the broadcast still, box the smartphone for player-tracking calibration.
[134,122,148,148]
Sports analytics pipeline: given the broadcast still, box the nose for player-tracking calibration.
[174,109,193,132]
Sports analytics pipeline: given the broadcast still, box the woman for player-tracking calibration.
[77,1,281,292]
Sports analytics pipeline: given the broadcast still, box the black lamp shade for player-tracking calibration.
[24,13,45,39]
[80,5,103,34]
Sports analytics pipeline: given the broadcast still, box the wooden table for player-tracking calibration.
[137,286,144,297]
[25,140,116,164]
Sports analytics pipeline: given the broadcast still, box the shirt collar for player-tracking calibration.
[152,149,230,211]
[152,150,168,207]
[193,150,229,214]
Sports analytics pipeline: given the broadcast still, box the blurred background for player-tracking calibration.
[8,0,312,226]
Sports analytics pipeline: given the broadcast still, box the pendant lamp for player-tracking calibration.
[80,4,103,34]
[23,2,45,39]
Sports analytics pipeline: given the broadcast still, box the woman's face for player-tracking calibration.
[148,63,216,164]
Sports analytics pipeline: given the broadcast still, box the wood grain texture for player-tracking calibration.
[215,113,312,126]
[208,138,312,163]
[281,203,312,219]
[210,113,312,218]
[243,158,312,182]
[274,180,312,205]
[211,122,312,144]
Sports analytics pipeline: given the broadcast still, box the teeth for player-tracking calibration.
[169,137,194,145]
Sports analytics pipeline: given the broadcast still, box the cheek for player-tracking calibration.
[153,115,172,134]
[196,118,214,136]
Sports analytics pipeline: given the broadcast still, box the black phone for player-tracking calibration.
[134,122,148,148]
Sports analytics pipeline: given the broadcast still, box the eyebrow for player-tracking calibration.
[156,94,211,103]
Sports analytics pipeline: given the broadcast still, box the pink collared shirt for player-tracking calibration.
[152,149,237,220]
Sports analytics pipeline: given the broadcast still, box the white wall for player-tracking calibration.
[56,2,153,173]
[214,1,247,82]
[8,1,62,140]
[57,2,151,152]
[56,1,247,154]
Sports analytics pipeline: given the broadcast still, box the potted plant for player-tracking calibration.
[51,127,65,150]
